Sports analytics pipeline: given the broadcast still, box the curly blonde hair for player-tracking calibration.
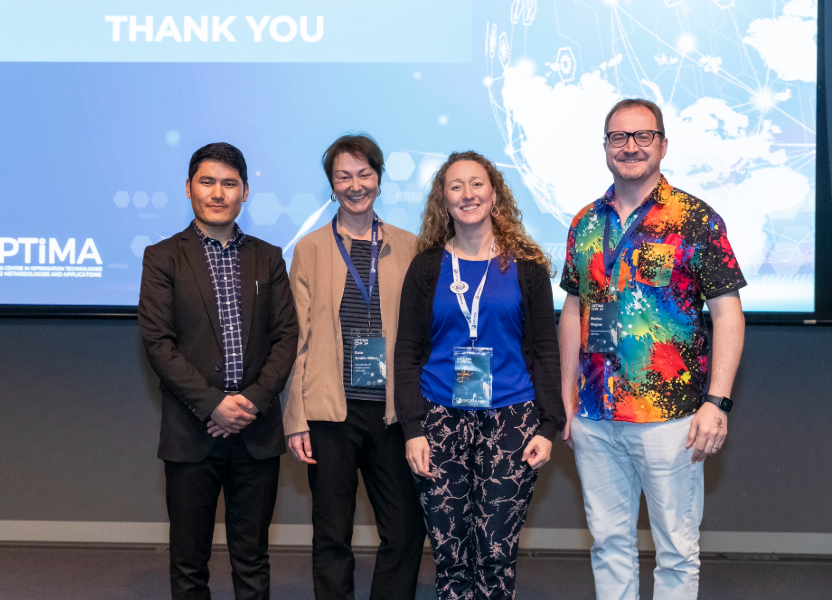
[417,151,554,276]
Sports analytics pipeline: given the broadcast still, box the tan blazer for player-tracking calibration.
[282,215,417,436]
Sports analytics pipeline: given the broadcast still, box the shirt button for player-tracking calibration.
[214,365,222,372]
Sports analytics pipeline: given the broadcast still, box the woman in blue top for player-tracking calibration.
[394,151,565,599]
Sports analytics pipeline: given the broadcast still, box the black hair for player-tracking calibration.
[188,142,248,186]
[321,133,384,188]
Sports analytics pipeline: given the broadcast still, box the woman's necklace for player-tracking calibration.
[449,236,495,294]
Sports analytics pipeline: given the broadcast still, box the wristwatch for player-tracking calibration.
[705,394,733,413]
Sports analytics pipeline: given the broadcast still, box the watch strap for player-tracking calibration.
[705,394,732,413]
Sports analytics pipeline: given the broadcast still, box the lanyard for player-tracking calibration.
[450,237,495,345]
[332,213,379,328]
[602,198,656,280]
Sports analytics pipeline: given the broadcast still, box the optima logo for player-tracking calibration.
[0,238,102,264]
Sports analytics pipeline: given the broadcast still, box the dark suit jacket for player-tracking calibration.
[138,224,299,463]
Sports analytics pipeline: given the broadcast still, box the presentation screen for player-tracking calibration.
[0,1,820,313]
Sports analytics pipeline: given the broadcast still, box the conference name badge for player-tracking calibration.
[586,302,619,354]
[351,328,387,388]
[452,346,493,409]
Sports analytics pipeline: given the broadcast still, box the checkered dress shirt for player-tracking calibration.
[194,221,245,392]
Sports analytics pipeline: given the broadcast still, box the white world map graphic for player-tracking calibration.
[485,0,817,311]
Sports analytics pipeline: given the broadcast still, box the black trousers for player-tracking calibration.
[165,434,280,600]
[308,399,426,600]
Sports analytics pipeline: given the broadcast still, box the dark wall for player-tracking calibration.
[0,318,830,535]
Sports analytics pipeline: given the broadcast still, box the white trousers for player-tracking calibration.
[571,415,704,600]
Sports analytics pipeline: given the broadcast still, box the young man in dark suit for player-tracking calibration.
[138,142,298,600]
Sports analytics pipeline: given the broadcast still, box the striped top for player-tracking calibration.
[340,240,386,402]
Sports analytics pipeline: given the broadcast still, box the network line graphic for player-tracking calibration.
[484,0,817,311]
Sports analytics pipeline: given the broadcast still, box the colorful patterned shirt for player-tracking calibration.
[560,175,746,423]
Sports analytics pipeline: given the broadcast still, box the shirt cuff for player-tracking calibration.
[559,280,579,296]
[703,279,747,300]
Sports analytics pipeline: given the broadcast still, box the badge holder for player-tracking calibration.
[350,328,387,388]
[452,346,493,408]
[586,268,620,354]
[587,199,656,355]
[586,302,619,353]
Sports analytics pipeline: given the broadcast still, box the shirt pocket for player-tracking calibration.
[634,242,676,287]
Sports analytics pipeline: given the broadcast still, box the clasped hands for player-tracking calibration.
[206,394,259,438]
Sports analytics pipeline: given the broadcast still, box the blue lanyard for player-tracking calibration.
[602,198,656,279]
[332,213,379,319]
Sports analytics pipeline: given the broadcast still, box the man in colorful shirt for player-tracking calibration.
[558,99,746,600]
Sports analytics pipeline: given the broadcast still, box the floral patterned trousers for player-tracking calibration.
[414,401,540,600]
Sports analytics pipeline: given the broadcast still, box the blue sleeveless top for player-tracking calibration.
[420,250,535,409]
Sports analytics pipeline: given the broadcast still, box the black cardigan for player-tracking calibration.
[394,246,565,441]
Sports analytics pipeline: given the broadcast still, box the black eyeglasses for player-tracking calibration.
[604,130,664,148]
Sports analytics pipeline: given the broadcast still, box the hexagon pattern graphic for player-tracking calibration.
[130,235,152,258]
[522,0,537,26]
[150,191,168,208]
[372,206,386,223]
[498,32,511,68]
[114,191,171,209]
[510,0,524,24]
[380,182,401,205]
[401,183,423,204]
[418,154,446,187]
[386,152,416,181]
[556,47,576,82]
[385,207,410,228]
[248,193,283,225]
[285,193,318,226]
[712,0,734,8]
[113,191,131,208]
[132,191,150,208]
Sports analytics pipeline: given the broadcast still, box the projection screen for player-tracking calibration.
[0,1,823,316]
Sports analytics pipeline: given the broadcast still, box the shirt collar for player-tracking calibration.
[599,174,671,210]
[193,220,245,248]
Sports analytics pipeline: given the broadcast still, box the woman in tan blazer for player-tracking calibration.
[282,134,426,600]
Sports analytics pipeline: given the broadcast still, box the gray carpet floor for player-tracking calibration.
[1,545,830,599]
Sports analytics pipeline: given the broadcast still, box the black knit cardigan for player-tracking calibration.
[394,246,566,441]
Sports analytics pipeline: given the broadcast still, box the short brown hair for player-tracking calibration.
[322,133,384,188]
[604,99,665,134]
